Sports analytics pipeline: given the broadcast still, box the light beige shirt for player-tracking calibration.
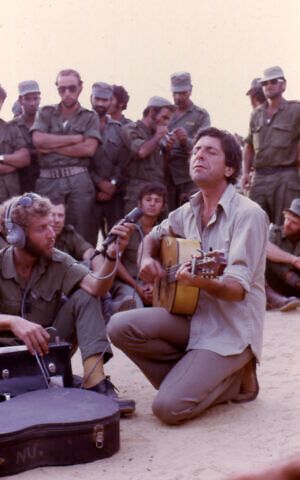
[151,184,268,360]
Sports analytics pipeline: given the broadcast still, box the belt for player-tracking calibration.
[39,166,88,179]
[255,165,296,175]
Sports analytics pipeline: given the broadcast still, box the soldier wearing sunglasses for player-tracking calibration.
[31,69,102,245]
[242,65,300,225]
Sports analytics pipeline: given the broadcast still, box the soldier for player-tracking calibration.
[242,65,300,225]
[109,85,131,125]
[51,197,94,261]
[31,69,101,244]
[167,72,211,210]
[0,85,30,203]
[122,96,175,213]
[246,78,266,109]
[11,80,41,193]
[266,198,300,300]
[90,82,128,239]
[111,181,167,311]
[0,193,135,414]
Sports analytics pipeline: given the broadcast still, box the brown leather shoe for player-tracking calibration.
[232,358,259,403]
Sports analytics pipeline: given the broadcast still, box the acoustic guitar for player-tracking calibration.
[152,236,227,315]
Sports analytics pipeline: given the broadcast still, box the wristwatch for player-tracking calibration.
[0,155,5,162]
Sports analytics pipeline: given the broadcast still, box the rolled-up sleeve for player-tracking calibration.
[222,204,269,292]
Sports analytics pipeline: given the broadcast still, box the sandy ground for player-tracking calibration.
[8,309,300,480]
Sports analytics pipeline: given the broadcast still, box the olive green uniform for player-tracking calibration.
[90,117,128,237]
[10,115,40,193]
[0,119,27,203]
[266,224,300,297]
[246,99,300,224]
[55,224,92,261]
[121,120,165,213]
[167,103,210,210]
[111,226,144,309]
[119,114,132,126]
[31,104,102,243]
[0,247,112,361]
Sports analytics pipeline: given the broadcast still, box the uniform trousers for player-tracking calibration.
[0,290,112,364]
[53,289,112,363]
[108,307,253,425]
[250,168,300,225]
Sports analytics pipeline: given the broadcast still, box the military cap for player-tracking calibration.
[18,80,40,96]
[91,82,113,99]
[246,78,262,95]
[147,96,175,110]
[284,198,300,218]
[259,66,285,83]
[170,71,192,92]
[12,100,22,116]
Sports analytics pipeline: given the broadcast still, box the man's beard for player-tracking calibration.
[24,237,52,259]
[94,106,108,118]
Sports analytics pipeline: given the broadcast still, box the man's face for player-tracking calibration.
[24,214,56,258]
[261,78,285,100]
[152,107,173,129]
[50,203,66,236]
[139,193,165,218]
[19,93,41,116]
[91,96,112,118]
[172,89,191,109]
[283,212,300,239]
[57,74,82,109]
[189,135,233,188]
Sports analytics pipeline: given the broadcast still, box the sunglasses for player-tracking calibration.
[261,78,284,87]
[57,85,78,94]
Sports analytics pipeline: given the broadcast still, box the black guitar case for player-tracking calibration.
[0,388,120,476]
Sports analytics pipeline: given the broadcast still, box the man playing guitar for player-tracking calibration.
[108,127,268,425]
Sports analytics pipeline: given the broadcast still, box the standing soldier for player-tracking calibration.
[11,80,41,193]
[246,78,266,109]
[122,96,175,213]
[90,82,128,239]
[109,85,131,125]
[167,72,210,210]
[0,85,30,203]
[242,65,300,225]
[32,69,101,243]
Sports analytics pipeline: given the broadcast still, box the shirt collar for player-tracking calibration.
[190,183,235,218]
[55,102,84,116]
[2,246,64,280]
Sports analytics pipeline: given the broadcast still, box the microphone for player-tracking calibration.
[90,207,143,260]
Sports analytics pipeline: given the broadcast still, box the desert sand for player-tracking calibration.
[8,309,300,480]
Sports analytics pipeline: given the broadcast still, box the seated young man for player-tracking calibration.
[110,182,167,311]
[108,127,268,425]
[266,198,300,309]
[0,193,134,414]
[50,196,113,321]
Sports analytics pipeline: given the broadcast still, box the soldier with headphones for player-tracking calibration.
[0,192,135,414]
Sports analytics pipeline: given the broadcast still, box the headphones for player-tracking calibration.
[5,193,39,248]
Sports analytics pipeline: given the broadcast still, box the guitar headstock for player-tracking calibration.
[192,250,227,278]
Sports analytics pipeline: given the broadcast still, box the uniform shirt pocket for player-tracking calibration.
[271,124,293,148]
